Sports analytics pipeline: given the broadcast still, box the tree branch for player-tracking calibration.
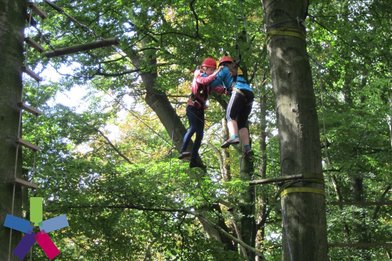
[196,215,265,257]
[94,128,133,165]
[373,185,391,219]
[189,0,201,38]
[57,203,265,256]
[60,203,189,214]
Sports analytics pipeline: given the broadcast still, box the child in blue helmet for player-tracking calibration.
[179,57,225,168]
[210,56,237,95]
[221,67,254,156]
[210,56,254,154]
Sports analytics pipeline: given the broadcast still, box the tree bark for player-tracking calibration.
[239,154,256,260]
[0,0,26,260]
[262,0,329,260]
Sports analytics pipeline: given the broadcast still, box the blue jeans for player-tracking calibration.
[180,105,204,161]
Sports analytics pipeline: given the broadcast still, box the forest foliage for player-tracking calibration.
[18,0,391,260]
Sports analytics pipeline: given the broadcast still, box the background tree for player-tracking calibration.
[262,0,328,260]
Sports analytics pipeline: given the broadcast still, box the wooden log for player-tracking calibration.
[13,177,38,189]
[16,138,40,151]
[44,38,120,58]
[28,2,48,19]
[249,174,303,185]
[22,66,43,82]
[44,0,63,13]
[17,102,42,116]
[25,37,45,53]
[329,242,392,249]
[328,201,392,206]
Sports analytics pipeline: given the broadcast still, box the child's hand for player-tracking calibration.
[194,67,201,77]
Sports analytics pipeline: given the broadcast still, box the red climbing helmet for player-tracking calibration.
[219,56,234,65]
[201,57,217,69]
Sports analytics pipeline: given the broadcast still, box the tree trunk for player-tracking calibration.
[388,92,392,149]
[262,0,329,260]
[256,72,268,261]
[239,154,256,260]
[0,0,26,260]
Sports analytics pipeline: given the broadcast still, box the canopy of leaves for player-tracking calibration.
[18,0,391,259]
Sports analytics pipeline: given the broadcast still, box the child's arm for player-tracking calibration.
[196,66,222,85]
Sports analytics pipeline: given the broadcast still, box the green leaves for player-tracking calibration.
[18,0,391,259]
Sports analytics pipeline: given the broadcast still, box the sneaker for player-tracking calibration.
[221,137,240,148]
[190,162,205,169]
[189,161,199,168]
[189,159,205,169]
[243,149,253,159]
[178,151,191,160]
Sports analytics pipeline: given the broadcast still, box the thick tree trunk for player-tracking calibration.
[262,0,329,260]
[0,0,26,260]
[129,48,187,152]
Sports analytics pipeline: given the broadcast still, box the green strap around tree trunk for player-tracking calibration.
[280,187,325,198]
[267,27,306,41]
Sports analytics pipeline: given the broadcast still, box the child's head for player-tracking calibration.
[218,56,234,66]
[201,57,217,75]
[218,56,237,76]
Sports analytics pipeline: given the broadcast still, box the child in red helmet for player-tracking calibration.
[179,57,225,168]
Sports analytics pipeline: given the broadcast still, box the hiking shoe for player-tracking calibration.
[189,159,205,169]
[243,149,253,159]
[189,161,199,168]
[178,151,191,160]
[221,137,240,148]
[189,161,206,169]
